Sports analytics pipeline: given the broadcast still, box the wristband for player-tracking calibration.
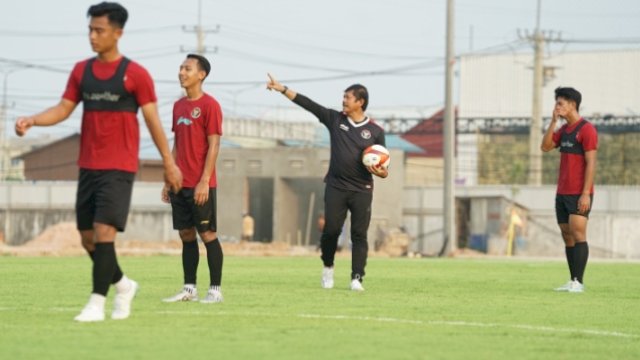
[281,86,288,94]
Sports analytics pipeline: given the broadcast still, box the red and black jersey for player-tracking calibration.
[172,93,223,188]
[293,94,386,193]
[63,56,157,173]
[552,118,598,195]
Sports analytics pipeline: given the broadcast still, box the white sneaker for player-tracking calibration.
[321,267,334,289]
[568,280,585,293]
[74,294,106,322]
[162,286,199,303]
[200,288,223,303]
[111,279,139,320]
[554,280,573,292]
[350,279,365,292]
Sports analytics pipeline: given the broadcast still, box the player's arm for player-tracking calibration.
[266,73,332,124]
[15,98,77,136]
[194,134,221,206]
[578,150,597,213]
[541,110,559,152]
[161,144,177,204]
[140,102,183,192]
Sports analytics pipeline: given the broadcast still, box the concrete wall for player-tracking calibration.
[1,147,406,247]
[403,185,640,259]
[3,181,639,258]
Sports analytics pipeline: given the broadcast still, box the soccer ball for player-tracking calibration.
[362,144,390,168]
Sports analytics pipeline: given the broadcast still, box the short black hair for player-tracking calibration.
[555,87,582,112]
[344,84,369,111]
[87,2,128,29]
[186,54,211,80]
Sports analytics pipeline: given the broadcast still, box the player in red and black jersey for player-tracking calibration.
[161,54,224,304]
[541,87,598,293]
[15,2,182,321]
[267,73,388,292]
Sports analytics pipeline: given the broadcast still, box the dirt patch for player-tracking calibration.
[0,222,320,257]
[1,222,412,258]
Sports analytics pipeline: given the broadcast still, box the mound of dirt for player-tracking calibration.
[0,222,317,257]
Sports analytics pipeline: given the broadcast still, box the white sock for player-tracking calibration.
[184,284,196,293]
[209,285,221,292]
[114,275,131,293]
[88,293,106,310]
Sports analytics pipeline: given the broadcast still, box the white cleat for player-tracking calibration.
[568,280,585,293]
[554,280,573,292]
[162,286,199,303]
[200,288,223,303]
[112,280,139,320]
[74,304,105,322]
[350,279,365,292]
[321,267,334,289]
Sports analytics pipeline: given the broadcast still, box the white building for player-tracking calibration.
[457,48,640,185]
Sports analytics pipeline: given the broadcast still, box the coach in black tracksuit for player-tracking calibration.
[267,74,387,291]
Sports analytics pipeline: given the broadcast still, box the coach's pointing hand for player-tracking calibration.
[266,73,284,92]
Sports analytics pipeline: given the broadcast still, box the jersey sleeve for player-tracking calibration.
[292,93,338,127]
[61,62,84,104]
[579,124,598,151]
[376,129,386,147]
[126,62,157,106]
[205,98,223,136]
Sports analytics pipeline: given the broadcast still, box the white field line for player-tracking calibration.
[298,313,638,339]
[0,307,635,339]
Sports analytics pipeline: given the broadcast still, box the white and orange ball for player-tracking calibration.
[362,144,390,168]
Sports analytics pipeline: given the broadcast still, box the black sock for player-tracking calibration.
[92,243,117,296]
[565,246,576,280]
[88,250,124,284]
[182,240,200,285]
[204,239,223,287]
[573,242,589,284]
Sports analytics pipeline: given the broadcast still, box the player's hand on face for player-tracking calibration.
[577,194,591,214]
[161,184,171,203]
[194,180,209,206]
[15,117,34,137]
[164,163,183,193]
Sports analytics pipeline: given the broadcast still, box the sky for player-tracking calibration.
[1,0,639,141]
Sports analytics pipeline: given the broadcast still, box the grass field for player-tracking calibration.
[1,255,639,359]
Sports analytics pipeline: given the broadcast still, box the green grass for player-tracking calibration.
[1,255,639,359]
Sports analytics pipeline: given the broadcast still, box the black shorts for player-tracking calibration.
[169,188,217,233]
[76,169,135,232]
[555,194,593,224]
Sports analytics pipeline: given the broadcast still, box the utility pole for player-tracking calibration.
[519,0,560,185]
[0,70,15,181]
[443,0,456,255]
[528,0,544,185]
[0,73,8,180]
[181,0,219,55]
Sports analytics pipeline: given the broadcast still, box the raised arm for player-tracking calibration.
[15,99,77,136]
[541,110,559,152]
[140,102,183,192]
[266,73,333,124]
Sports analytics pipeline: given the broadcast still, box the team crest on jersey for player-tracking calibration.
[191,107,201,119]
[360,129,371,139]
